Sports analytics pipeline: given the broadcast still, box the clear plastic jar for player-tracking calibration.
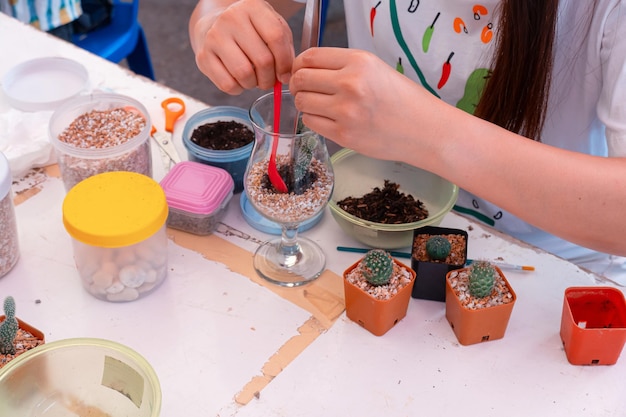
[0,152,19,278]
[63,172,168,302]
[49,93,152,191]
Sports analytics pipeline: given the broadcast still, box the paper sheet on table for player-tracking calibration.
[0,108,56,178]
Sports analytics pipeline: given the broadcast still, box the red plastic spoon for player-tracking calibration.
[268,81,288,193]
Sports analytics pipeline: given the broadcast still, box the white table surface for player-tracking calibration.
[1,14,625,417]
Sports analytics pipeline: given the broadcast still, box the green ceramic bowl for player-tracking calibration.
[328,149,458,249]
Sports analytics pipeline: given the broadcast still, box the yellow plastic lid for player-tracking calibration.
[63,172,168,248]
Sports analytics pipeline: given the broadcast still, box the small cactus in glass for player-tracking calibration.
[360,249,394,286]
[0,296,19,355]
[425,236,451,261]
[467,260,496,298]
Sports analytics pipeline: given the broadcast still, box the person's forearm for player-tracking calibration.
[423,103,626,255]
[189,0,304,52]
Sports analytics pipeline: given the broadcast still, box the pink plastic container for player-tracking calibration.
[160,161,234,235]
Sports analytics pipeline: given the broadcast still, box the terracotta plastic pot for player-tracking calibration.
[559,286,626,365]
[0,315,45,369]
[343,258,416,336]
[445,266,516,345]
[0,316,44,343]
[411,226,468,302]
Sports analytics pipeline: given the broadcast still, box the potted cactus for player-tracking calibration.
[411,226,468,301]
[343,249,416,336]
[445,260,516,345]
[0,296,45,368]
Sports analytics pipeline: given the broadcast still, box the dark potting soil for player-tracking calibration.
[337,180,429,224]
[260,164,319,195]
[191,120,254,150]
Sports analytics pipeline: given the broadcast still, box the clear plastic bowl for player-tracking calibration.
[49,93,152,191]
[328,149,459,249]
[0,338,161,417]
[182,106,253,193]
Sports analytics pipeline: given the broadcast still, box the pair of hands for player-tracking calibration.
[192,0,445,167]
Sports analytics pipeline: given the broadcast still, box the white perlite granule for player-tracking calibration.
[0,193,19,277]
[245,156,334,224]
[58,108,146,149]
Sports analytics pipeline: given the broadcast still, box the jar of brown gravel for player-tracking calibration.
[0,152,19,278]
[49,93,152,191]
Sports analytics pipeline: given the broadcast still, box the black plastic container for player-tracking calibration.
[411,226,468,301]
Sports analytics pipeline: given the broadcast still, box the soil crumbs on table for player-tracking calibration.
[0,327,45,369]
[191,120,254,150]
[337,180,428,223]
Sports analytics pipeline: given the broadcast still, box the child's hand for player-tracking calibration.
[290,47,444,166]
[192,0,295,94]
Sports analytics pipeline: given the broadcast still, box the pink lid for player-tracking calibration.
[160,161,234,215]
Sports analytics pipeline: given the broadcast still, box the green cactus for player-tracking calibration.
[425,236,451,261]
[0,296,19,355]
[467,261,496,298]
[360,249,394,286]
[293,131,318,186]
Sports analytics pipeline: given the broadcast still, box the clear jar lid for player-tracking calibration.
[0,152,10,199]
[63,172,168,247]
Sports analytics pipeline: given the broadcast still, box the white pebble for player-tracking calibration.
[119,264,148,288]
[138,280,157,294]
[78,260,100,281]
[92,269,115,288]
[106,280,125,294]
[135,242,152,260]
[88,282,107,296]
[107,287,139,302]
[115,249,137,266]
[100,261,119,276]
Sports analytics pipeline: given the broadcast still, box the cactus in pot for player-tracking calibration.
[0,296,19,355]
[359,249,394,286]
[425,236,452,261]
[344,248,417,336]
[467,260,496,298]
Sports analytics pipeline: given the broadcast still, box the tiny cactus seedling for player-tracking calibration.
[425,235,451,261]
[360,249,394,286]
[467,260,496,298]
[0,296,19,355]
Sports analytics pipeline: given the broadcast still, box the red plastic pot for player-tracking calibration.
[560,286,626,365]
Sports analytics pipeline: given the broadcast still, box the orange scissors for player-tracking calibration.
[151,97,185,169]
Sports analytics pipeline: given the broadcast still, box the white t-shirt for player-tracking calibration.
[300,0,626,270]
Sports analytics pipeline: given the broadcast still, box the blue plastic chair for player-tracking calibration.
[72,0,155,80]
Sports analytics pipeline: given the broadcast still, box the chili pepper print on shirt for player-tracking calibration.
[362,1,501,227]
[366,0,497,114]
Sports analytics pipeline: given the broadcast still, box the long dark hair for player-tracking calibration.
[474,0,559,141]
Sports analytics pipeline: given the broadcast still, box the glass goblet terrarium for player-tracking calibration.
[245,90,334,287]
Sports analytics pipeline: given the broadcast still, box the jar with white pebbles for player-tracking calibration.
[0,152,19,278]
[62,171,168,302]
[49,93,152,191]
